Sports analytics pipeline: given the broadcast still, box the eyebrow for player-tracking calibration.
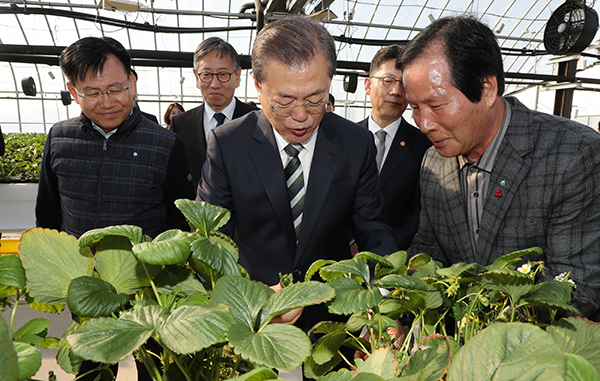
[276,89,327,100]
[81,80,127,91]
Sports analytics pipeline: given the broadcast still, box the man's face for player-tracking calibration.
[68,54,136,133]
[402,52,497,162]
[255,53,331,144]
[194,50,241,112]
[364,59,407,127]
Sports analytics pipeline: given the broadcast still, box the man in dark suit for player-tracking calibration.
[400,16,600,321]
[170,37,258,190]
[197,17,397,329]
[358,45,431,250]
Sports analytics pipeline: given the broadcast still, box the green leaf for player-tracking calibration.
[0,254,25,289]
[120,305,169,330]
[355,252,393,268]
[320,257,370,283]
[181,293,210,306]
[317,369,355,381]
[78,225,143,247]
[355,347,399,379]
[132,229,194,265]
[412,259,437,279]
[158,304,234,354]
[228,321,311,370]
[328,277,382,315]
[401,335,450,381]
[0,318,19,381]
[447,322,566,381]
[312,330,347,365]
[67,276,129,318]
[407,253,432,271]
[481,269,534,303]
[19,228,95,305]
[175,199,230,236]
[191,235,240,277]
[13,318,52,340]
[228,367,279,381]
[95,235,155,294]
[375,251,408,278]
[25,296,65,313]
[304,354,343,379]
[154,266,207,295]
[374,274,428,291]
[346,311,396,333]
[309,321,347,336]
[564,353,600,381]
[524,281,573,305]
[210,275,270,329]
[56,320,83,374]
[67,318,154,364]
[305,259,337,282]
[258,281,335,329]
[547,317,600,375]
[486,247,543,271]
[436,262,486,278]
[13,342,42,380]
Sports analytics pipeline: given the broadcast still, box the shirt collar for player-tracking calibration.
[273,125,319,154]
[205,98,236,122]
[368,115,402,141]
[91,108,134,139]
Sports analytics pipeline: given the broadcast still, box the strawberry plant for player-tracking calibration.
[0,133,46,183]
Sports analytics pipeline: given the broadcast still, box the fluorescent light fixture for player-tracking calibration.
[496,23,505,34]
[542,82,583,91]
[428,14,435,23]
[48,71,55,80]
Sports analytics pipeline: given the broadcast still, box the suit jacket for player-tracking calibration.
[358,117,431,249]
[170,97,258,190]
[408,97,600,321]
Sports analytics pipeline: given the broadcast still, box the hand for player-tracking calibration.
[269,283,304,325]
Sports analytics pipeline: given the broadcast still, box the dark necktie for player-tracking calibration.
[375,129,387,172]
[284,144,305,239]
[214,112,226,126]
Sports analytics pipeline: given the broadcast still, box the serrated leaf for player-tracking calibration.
[132,230,194,265]
[564,353,600,381]
[401,335,450,381]
[547,317,600,375]
[355,252,393,268]
[175,199,230,236]
[407,253,432,271]
[0,318,19,381]
[375,251,408,278]
[228,321,311,370]
[78,225,143,247]
[14,342,42,380]
[412,259,437,278]
[524,281,573,305]
[13,318,52,339]
[321,257,370,283]
[346,311,396,333]
[317,369,355,381]
[228,367,279,381]
[312,330,347,365]
[210,275,270,329]
[154,266,206,295]
[305,259,337,282]
[356,347,399,379]
[0,254,25,289]
[374,274,428,291]
[304,353,343,379]
[447,323,566,381]
[19,228,95,305]
[436,262,486,278]
[258,281,335,329]
[38,337,59,350]
[158,304,234,354]
[56,320,82,374]
[14,334,44,345]
[67,276,129,318]
[486,247,543,271]
[25,295,65,313]
[191,235,240,277]
[120,305,170,330]
[67,318,153,364]
[328,277,382,315]
[481,269,534,303]
[95,236,155,295]
[181,293,210,306]
[309,321,347,336]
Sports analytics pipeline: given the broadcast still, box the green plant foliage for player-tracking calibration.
[312,330,347,365]
[78,225,143,247]
[67,276,129,317]
[191,235,240,276]
[564,353,600,381]
[374,274,428,291]
[0,318,19,381]
[13,342,42,380]
[56,320,83,374]
[485,247,542,271]
[447,323,567,380]
[19,228,94,305]
[320,256,371,283]
[133,229,195,265]
[12,318,52,344]
[228,368,278,381]
[400,335,451,381]
[327,277,382,315]
[153,265,207,295]
[0,132,46,183]
[175,199,230,236]
[547,317,600,375]
[481,269,534,303]
[211,275,270,329]
[0,254,25,289]
[355,348,399,379]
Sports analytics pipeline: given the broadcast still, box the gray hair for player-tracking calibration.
[252,17,336,83]
[193,37,240,72]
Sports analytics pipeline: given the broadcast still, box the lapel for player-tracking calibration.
[295,115,342,264]
[194,104,208,157]
[379,118,417,188]
[249,112,297,256]
[476,100,533,263]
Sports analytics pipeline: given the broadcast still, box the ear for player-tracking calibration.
[481,75,498,108]
[364,77,372,96]
[234,67,242,88]
[67,82,80,105]
[193,69,201,89]
[253,75,262,103]
[129,71,137,100]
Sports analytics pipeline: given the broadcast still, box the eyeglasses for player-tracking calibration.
[198,70,236,83]
[74,84,130,100]
[261,91,330,117]
[371,76,402,88]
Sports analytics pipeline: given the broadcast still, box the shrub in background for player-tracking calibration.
[0,133,46,183]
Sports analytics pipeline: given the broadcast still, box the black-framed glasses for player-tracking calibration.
[261,90,330,117]
[74,83,130,100]
[371,76,402,88]
[198,70,236,83]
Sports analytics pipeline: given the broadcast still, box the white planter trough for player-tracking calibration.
[0,183,37,232]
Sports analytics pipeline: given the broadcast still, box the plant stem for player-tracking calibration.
[164,346,193,381]
[139,345,163,381]
[9,290,21,336]
[141,262,163,307]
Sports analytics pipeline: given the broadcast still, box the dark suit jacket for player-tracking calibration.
[170,98,258,190]
[358,117,431,249]
[408,97,600,321]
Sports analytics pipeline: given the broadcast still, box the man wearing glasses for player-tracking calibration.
[359,45,431,250]
[36,37,194,240]
[197,17,397,331]
[170,37,258,191]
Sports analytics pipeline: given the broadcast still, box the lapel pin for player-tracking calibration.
[500,180,506,187]
[494,190,502,198]
[400,141,406,146]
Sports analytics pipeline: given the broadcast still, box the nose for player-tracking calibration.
[209,76,222,88]
[291,105,309,122]
[390,81,402,95]
[98,93,117,107]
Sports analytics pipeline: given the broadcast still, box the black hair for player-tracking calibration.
[370,45,403,75]
[194,37,240,72]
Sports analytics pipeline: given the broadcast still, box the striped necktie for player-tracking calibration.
[284,144,305,238]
